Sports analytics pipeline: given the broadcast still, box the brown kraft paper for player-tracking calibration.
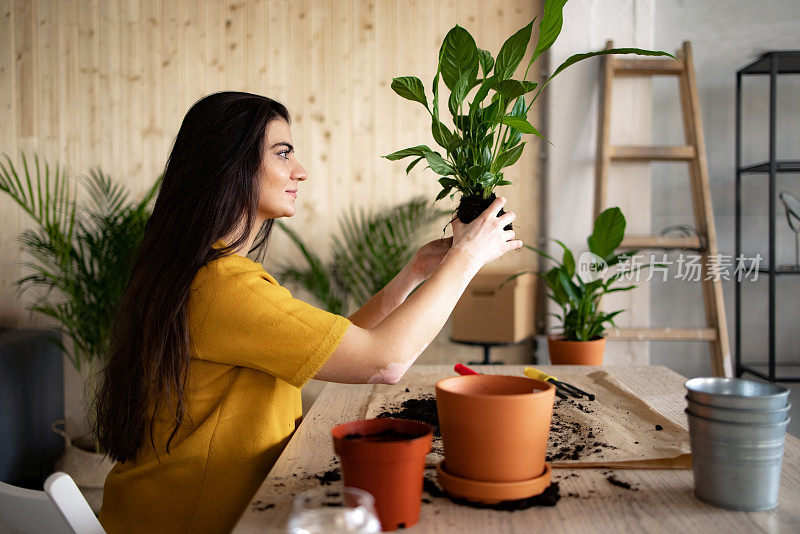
[365,369,691,470]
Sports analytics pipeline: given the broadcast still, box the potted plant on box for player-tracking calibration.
[383,0,672,223]
[0,153,160,510]
[520,207,646,365]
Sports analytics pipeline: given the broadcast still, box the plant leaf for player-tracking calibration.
[390,76,428,108]
[423,151,455,175]
[530,0,568,65]
[551,238,575,277]
[494,143,525,170]
[431,119,457,151]
[496,79,527,103]
[405,157,424,174]
[588,206,626,259]
[494,20,534,80]
[544,48,676,91]
[435,187,453,202]
[438,25,479,91]
[479,172,496,187]
[498,116,549,145]
[523,243,560,265]
[383,145,431,161]
[438,177,459,188]
[448,72,472,117]
[478,48,494,77]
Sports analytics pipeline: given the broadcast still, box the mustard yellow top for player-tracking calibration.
[99,253,351,533]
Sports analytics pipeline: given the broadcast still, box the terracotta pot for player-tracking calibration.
[547,334,605,365]
[435,375,555,483]
[332,418,432,532]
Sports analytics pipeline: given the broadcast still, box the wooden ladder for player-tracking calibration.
[594,41,732,378]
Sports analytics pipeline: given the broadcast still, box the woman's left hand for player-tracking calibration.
[408,237,453,281]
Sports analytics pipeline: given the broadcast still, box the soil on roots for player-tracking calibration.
[456,193,512,230]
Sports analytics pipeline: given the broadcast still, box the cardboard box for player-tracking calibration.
[451,269,536,343]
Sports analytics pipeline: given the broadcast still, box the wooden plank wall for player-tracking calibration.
[0,0,541,366]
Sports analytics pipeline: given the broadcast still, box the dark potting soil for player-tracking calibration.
[375,395,440,437]
[251,500,275,512]
[423,475,561,510]
[376,394,619,462]
[313,468,341,486]
[456,193,513,230]
[547,398,617,462]
[343,428,423,441]
[606,475,637,490]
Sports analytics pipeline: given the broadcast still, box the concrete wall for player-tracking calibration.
[546,0,654,364]
[547,0,800,388]
[649,0,800,382]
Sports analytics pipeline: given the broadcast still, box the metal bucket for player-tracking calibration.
[686,410,787,511]
[685,377,789,410]
[686,396,791,424]
[686,410,790,443]
[691,446,784,511]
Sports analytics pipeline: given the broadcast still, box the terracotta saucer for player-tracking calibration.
[436,461,552,504]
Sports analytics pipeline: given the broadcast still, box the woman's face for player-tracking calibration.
[257,118,307,220]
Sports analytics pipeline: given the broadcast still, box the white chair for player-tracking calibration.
[0,478,72,534]
[0,473,104,534]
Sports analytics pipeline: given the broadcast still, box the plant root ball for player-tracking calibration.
[456,192,513,230]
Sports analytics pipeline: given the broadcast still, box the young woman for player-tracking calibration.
[94,91,521,533]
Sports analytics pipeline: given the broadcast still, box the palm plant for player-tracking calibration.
[277,197,446,315]
[0,153,160,370]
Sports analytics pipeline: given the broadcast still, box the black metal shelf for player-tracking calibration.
[739,51,800,75]
[757,265,800,275]
[735,50,800,383]
[739,364,800,383]
[739,160,800,174]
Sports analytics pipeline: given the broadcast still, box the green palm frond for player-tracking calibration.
[0,152,159,370]
[277,197,446,315]
[276,221,349,316]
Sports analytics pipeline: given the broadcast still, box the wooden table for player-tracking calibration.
[232,365,800,533]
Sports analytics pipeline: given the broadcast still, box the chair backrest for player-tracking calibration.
[44,473,105,534]
[0,479,72,534]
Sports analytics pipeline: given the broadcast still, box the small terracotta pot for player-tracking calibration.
[332,418,432,532]
[547,334,605,365]
[435,375,555,483]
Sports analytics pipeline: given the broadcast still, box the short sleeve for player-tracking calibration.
[188,256,351,387]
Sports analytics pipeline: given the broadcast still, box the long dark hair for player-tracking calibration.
[94,92,290,462]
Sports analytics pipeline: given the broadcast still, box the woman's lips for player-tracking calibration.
[286,190,297,198]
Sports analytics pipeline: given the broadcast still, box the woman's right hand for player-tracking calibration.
[449,196,523,269]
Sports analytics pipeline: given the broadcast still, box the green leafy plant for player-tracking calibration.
[517,207,647,341]
[0,153,160,370]
[277,197,445,315]
[383,0,673,222]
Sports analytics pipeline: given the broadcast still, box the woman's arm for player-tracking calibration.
[314,197,521,384]
[346,265,422,330]
[347,238,452,329]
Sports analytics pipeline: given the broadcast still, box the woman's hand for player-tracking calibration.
[408,237,453,281]
[448,196,523,268]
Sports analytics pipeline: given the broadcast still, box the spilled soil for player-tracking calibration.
[313,468,341,486]
[423,472,561,510]
[374,393,621,463]
[606,474,637,490]
[546,398,618,462]
[344,428,423,441]
[375,395,440,437]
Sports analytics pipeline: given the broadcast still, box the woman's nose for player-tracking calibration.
[293,162,308,181]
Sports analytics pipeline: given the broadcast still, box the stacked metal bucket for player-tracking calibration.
[685,377,790,511]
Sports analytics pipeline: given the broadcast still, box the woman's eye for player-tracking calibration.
[278,150,290,160]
